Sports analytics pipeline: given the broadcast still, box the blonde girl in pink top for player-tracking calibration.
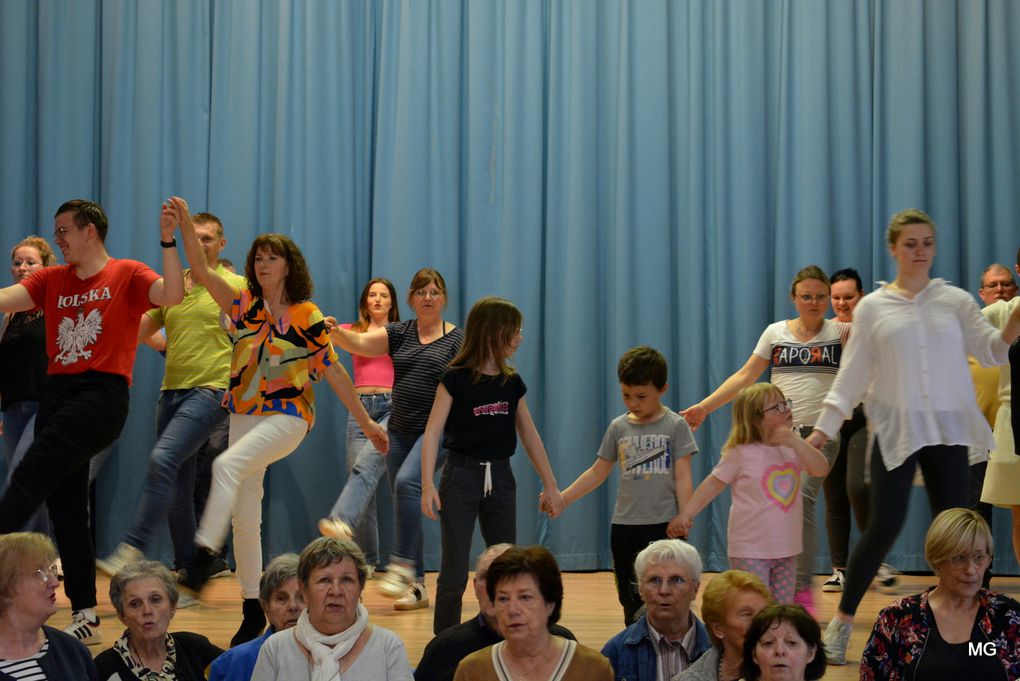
[677,384,828,603]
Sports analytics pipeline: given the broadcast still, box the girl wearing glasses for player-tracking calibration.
[677,384,828,603]
[681,265,847,609]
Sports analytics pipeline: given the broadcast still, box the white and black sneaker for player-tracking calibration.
[393,582,429,611]
[64,610,101,646]
[822,568,845,592]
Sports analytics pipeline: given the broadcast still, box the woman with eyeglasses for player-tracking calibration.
[809,210,1020,666]
[860,508,1020,680]
[681,266,846,609]
[0,533,97,680]
[328,269,463,611]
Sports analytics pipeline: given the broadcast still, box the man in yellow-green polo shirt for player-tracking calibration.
[97,212,246,577]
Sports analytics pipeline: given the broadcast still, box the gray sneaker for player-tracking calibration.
[823,618,853,665]
[96,543,144,577]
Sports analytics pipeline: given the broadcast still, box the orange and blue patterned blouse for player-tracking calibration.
[224,288,338,430]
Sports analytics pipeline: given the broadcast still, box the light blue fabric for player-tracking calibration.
[2,1,1018,575]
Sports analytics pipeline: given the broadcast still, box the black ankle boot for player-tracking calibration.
[178,546,219,595]
[230,598,266,647]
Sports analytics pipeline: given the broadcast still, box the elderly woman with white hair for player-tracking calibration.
[210,554,304,681]
[602,539,713,681]
[94,561,221,680]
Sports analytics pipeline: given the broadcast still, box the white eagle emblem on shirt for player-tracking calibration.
[55,309,103,366]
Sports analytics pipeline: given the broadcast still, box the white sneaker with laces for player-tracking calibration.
[376,563,415,598]
[176,591,200,608]
[822,617,852,665]
[96,543,144,577]
[64,610,101,646]
[393,582,429,611]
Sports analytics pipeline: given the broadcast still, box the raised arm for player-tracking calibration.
[330,324,389,357]
[173,197,238,313]
[515,397,563,517]
[0,284,35,315]
[147,201,185,307]
[420,384,454,520]
[680,354,770,430]
[324,362,388,453]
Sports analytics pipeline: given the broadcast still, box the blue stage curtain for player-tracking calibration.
[1,0,1018,576]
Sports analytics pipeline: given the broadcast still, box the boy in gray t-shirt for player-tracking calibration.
[552,346,698,625]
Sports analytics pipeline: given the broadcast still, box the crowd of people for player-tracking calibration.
[1,200,1019,680]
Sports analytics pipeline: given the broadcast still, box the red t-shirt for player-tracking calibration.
[19,259,161,384]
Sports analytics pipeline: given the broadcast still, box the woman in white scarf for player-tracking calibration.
[251,538,412,681]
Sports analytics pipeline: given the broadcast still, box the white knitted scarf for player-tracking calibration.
[293,604,369,681]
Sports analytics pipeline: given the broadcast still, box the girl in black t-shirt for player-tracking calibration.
[420,296,564,635]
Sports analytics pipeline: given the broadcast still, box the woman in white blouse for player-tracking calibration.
[808,209,1020,665]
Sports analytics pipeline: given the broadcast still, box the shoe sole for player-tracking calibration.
[821,584,843,593]
[393,599,429,611]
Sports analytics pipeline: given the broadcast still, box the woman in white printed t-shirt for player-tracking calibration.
[681,265,845,610]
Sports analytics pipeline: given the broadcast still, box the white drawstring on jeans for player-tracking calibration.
[480,461,492,497]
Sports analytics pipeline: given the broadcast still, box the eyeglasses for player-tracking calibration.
[946,552,991,569]
[413,289,444,299]
[53,227,73,239]
[30,564,59,584]
[644,575,688,591]
[795,294,829,303]
[763,399,794,415]
[982,282,1016,290]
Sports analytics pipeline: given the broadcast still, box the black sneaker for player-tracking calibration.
[178,547,220,595]
[822,568,845,593]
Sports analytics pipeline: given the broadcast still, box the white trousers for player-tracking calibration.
[195,412,307,597]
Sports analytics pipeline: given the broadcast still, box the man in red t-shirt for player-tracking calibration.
[0,199,184,646]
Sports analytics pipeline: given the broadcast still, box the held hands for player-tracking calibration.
[679,404,707,431]
[805,429,829,450]
[160,196,191,242]
[422,485,441,520]
[364,420,389,454]
[540,487,565,518]
[667,513,692,538]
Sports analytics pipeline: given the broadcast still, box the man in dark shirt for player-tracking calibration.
[415,543,576,681]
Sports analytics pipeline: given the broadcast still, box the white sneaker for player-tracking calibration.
[876,563,899,592]
[318,517,354,540]
[96,543,144,577]
[176,591,200,608]
[822,568,845,592]
[64,610,101,646]
[393,582,429,611]
[376,563,415,598]
[822,617,852,665]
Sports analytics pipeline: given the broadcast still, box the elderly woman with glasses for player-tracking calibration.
[860,508,1020,680]
[0,533,97,680]
[681,266,847,612]
[95,561,221,681]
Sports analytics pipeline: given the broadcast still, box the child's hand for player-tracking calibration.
[541,487,565,518]
[668,513,694,538]
[768,425,800,447]
[421,485,441,520]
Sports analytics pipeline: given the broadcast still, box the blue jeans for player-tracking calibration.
[124,388,228,564]
[2,401,49,535]
[328,392,391,566]
[386,427,446,580]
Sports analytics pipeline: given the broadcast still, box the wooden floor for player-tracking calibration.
[55,571,1020,681]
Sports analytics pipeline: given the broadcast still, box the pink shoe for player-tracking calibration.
[793,588,816,616]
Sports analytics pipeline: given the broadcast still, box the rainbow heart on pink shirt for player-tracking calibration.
[761,464,800,513]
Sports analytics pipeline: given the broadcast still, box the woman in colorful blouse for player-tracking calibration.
[860,508,1020,680]
[169,198,387,645]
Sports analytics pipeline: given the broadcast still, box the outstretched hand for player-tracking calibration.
[679,404,707,431]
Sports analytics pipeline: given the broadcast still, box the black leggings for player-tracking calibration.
[838,441,969,616]
[823,406,870,567]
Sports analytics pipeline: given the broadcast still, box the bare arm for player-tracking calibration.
[772,429,829,477]
[0,284,35,314]
[147,201,185,307]
[559,457,614,507]
[515,397,563,517]
[137,313,166,351]
[666,455,694,538]
[680,354,770,430]
[420,385,453,520]
[324,362,388,453]
[676,474,728,532]
[330,325,389,357]
[173,197,238,313]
